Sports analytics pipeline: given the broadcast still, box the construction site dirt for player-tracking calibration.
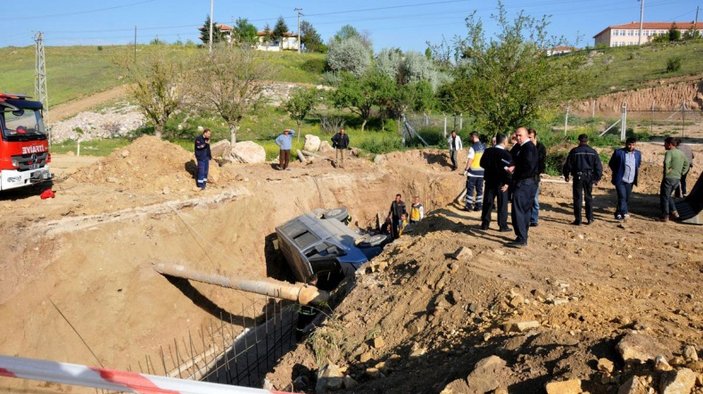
[0,135,702,393]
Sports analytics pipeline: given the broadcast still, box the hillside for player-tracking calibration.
[0,45,326,106]
[580,40,703,97]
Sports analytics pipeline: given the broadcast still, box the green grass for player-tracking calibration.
[577,40,703,97]
[0,45,326,106]
[51,137,132,155]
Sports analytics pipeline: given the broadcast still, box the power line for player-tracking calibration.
[0,0,159,21]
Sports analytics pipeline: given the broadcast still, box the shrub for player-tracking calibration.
[666,56,682,72]
[326,36,372,77]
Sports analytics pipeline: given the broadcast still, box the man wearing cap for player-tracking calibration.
[194,128,212,190]
[563,134,603,225]
[506,127,539,247]
[275,128,295,170]
[608,137,642,221]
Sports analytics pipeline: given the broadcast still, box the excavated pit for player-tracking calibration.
[0,137,461,392]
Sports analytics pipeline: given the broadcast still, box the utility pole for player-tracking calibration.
[696,6,700,27]
[133,26,137,63]
[294,8,303,53]
[638,0,645,45]
[209,0,214,54]
[34,32,48,123]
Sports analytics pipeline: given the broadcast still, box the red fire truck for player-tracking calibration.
[0,93,51,191]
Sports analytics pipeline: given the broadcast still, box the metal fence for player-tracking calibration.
[124,298,301,391]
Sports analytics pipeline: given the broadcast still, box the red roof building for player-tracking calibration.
[593,21,703,47]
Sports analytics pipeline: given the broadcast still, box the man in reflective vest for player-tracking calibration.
[463,131,485,211]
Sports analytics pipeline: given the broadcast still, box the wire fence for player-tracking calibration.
[117,298,301,392]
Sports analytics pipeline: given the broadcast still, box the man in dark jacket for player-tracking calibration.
[388,194,407,239]
[194,128,212,190]
[506,127,539,247]
[563,134,603,225]
[528,128,547,227]
[331,128,350,168]
[608,137,642,220]
[479,133,512,232]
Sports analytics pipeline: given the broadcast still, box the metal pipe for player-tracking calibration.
[153,263,328,305]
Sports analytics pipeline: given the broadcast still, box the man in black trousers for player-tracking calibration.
[563,134,603,225]
[506,127,539,248]
[479,133,512,232]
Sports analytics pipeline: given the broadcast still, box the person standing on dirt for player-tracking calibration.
[388,194,407,239]
[275,128,295,170]
[479,133,512,232]
[608,137,642,221]
[673,138,694,198]
[331,128,350,168]
[658,136,689,222]
[528,128,547,227]
[506,127,539,248]
[463,131,485,212]
[447,130,463,171]
[563,134,603,225]
[409,196,425,223]
[194,128,212,190]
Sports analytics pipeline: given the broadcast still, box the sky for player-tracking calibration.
[1,0,700,51]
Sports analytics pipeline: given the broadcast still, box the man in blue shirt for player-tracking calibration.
[275,128,295,170]
[194,128,211,190]
[608,137,642,221]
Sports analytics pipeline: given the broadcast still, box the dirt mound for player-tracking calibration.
[267,205,703,393]
[69,136,196,193]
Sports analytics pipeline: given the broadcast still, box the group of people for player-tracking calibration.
[448,127,695,248]
[384,194,425,238]
[193,126,694,238]
[451,127,546,247]
[274,127,351,170]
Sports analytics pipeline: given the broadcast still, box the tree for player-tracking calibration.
[191,47,271,145]
[283,88,318,141]
[668,23,682,42]
[233,18,258,45]
[272,17,289,43]
[121,50,187,139]
[332,71,379,132]
[199,16,224,45]
[300,20,326,52]
[327,36,372,76]
[435,1,585,134]
[331,25,372,50]
[261,24,272,45]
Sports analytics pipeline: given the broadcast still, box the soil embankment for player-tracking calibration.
[574,75,703,115]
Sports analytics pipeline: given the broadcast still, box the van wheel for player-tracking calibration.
[358,234,389,248]
[322,207,349,222]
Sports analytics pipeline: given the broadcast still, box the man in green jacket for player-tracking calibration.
[658,136,690,222]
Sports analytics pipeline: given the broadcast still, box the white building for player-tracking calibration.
[594,22,703,47]
[256,31,300,52]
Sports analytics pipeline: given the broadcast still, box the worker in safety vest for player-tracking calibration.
[463,131,485,211]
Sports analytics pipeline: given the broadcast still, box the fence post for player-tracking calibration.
[620,102,628,142]
[443,115,447,138]
[650,103,654,135]
[459,114,463,130]
[564,105,570,136]
[681,102,686,138]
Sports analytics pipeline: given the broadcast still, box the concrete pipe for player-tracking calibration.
[153,262,329,305]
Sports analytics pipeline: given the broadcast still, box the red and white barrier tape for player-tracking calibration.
[0,355,287,394]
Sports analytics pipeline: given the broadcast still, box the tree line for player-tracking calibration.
[124,1,590,145]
